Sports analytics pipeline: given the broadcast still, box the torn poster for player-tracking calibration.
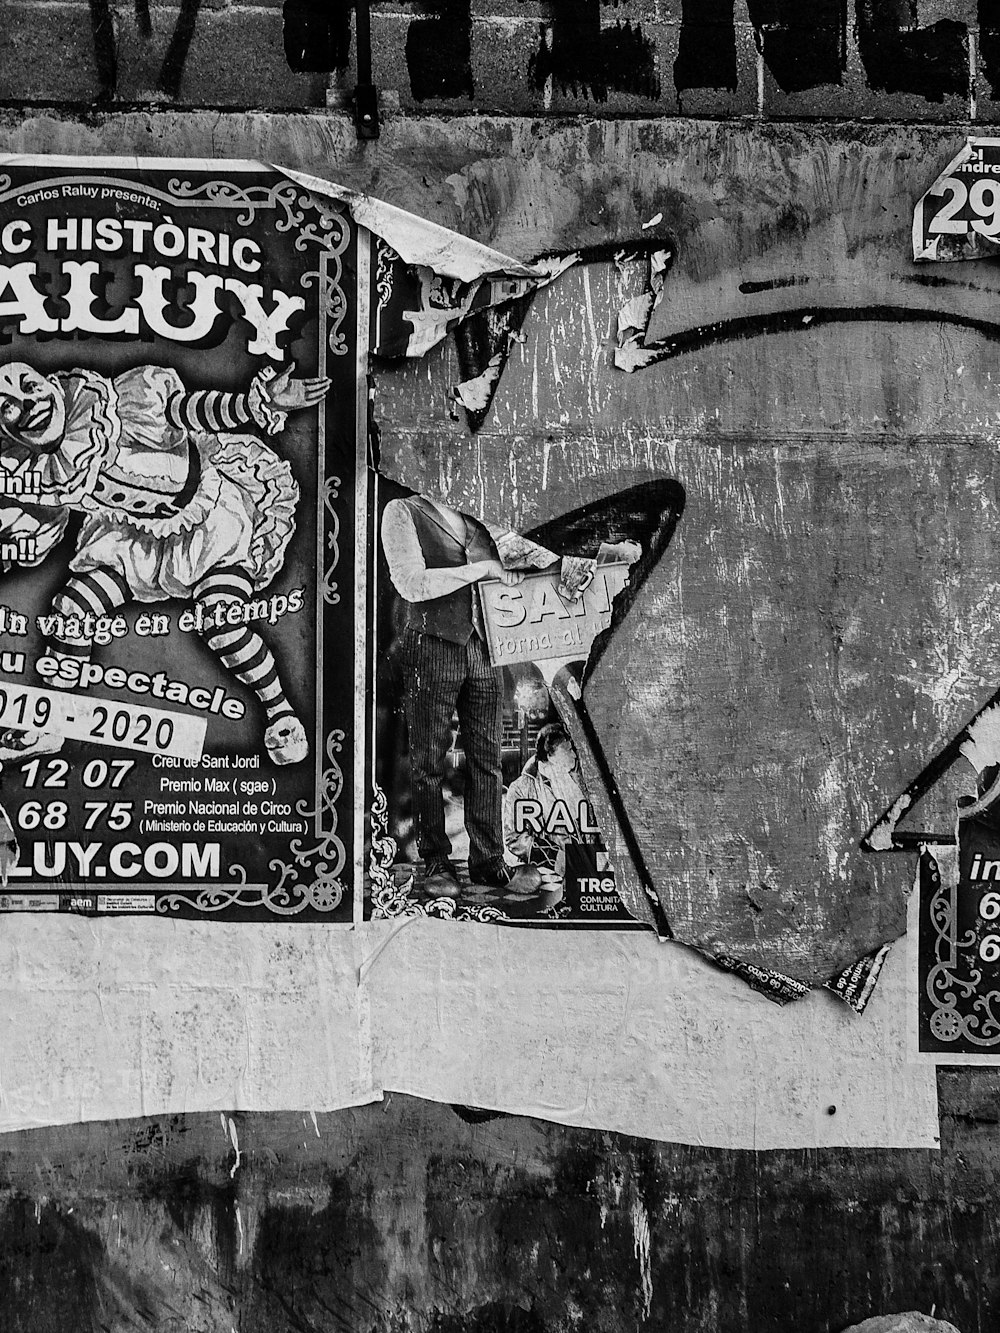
[917,825,1000,1055]
[368,478,644,926]
[912,138,1000,262]
[862,681,1000,1054]
[0,156,366,918]
[909,737,1000,1058]
[0,154,639,928]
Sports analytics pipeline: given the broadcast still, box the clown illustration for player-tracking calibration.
[0,359,328,765]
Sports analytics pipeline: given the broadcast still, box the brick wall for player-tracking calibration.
[3,0,997,117]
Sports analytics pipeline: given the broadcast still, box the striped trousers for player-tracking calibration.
[400,627,504,877]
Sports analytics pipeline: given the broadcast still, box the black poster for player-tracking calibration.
[918,817,1000,1052]
[0,157,362,920]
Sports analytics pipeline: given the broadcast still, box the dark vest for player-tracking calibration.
[402,497,498,645]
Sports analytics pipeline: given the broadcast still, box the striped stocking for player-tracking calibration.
[193,567,296,727]
[49,567,131,673]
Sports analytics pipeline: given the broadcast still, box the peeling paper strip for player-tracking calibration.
[454,355,505,413]
[0,154,569,301]
[959,702,1000,774]
[0,918,381,1133]
[279,165,562,284]
[369,918,939,1150]
[865,794,914,852]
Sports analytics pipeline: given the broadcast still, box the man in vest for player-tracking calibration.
[381,492,541,896]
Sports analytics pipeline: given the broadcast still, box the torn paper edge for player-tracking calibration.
[279,164,566,284]
[912,137,1000,263]
[0,153,565,286]
[613,249,673,372]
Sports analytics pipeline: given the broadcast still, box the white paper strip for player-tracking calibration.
[368,920,939,1150]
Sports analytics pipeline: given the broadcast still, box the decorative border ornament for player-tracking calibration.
[367,782,399,906]
[159,727,348,918]
[375,239,398,314]
[923,853,1000,1047]
[366,788,512,923]
[164,178,311,229]
[164,178,354,361]
[159,175,351,918]
[322,475,343,606]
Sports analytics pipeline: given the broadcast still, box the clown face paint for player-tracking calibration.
[0,364,65,450]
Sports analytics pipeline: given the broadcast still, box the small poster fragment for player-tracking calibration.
[917,820,1000,1053]
[913,137,1000,262]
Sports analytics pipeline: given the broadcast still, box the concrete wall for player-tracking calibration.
[0,1083,994,1333]
[0,9,993,1329]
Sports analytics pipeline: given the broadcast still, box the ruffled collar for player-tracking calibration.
[3,371,118,508]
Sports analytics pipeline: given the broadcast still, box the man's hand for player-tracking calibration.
[267,362,331,411]
[478,558,524,586]
[600,539,642,565]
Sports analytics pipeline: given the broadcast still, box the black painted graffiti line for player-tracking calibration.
[283,0,354,75]
[288,0,654,102]
[134,0,152,40]
[284,0,475,99]
[406,0,474,103]
[622,303,1000,371]
[88,0,117,101]
[855,6,967,102]
[89,0,204,100]
[156,0,204,98]
[674,0,737,96]
[747,0,848,97]
[529,0,659,103]
[86,0,976,105]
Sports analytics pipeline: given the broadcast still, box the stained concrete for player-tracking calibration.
[0,1087,990,1332]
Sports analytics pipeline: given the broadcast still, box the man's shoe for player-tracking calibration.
[468,861,508,888]
[422,859,461,897]
[471,862,543,893]
[506,865,544,896]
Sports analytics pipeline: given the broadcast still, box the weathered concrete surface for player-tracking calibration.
[0,113,990,979]
[374,259,1000,977]
[0,113,981,263]
[0,1086,991,1332]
